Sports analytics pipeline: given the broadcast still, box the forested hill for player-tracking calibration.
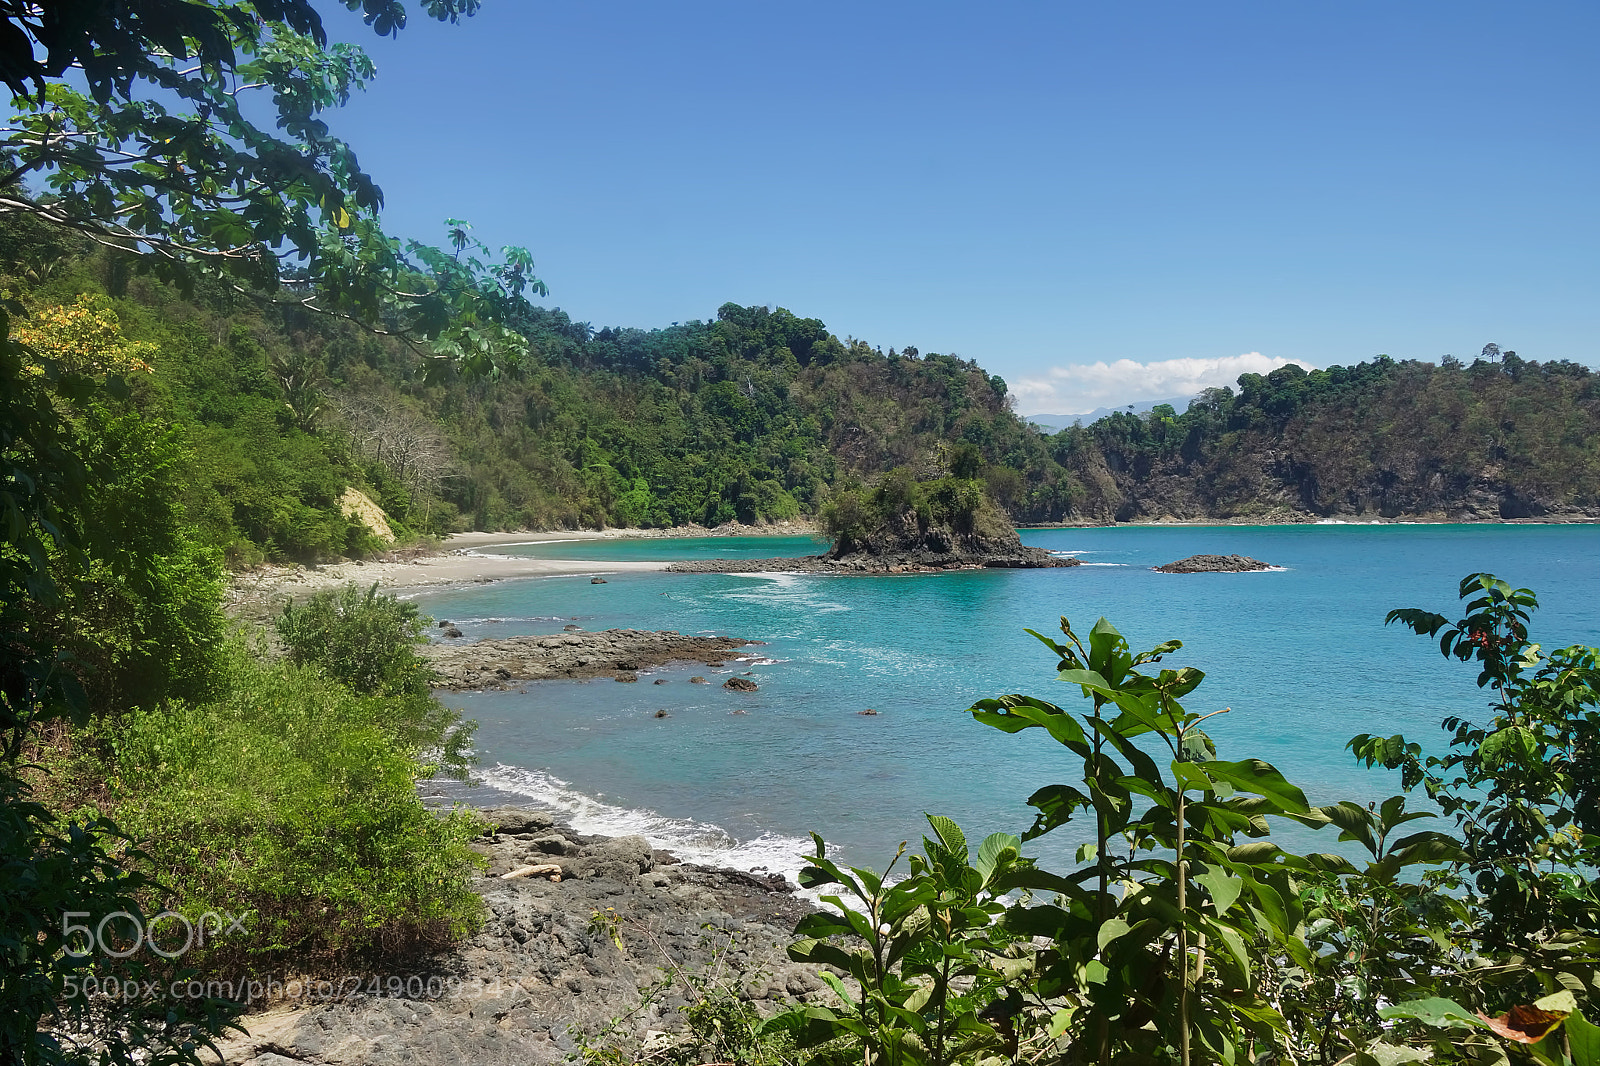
[1055,351,1600,523]
[4,228,1597,563]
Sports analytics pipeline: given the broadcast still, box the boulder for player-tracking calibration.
[480,807,557,836]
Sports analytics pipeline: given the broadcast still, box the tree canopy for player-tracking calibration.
[1,0,540,375]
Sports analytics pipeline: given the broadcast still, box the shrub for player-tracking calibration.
[276,582,430,698]
[109,644,485,975]
[276,582,473,776]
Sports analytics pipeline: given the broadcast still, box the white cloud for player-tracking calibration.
[1013,352,1315,415]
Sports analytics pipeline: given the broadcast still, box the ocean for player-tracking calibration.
[409,524,1598,883]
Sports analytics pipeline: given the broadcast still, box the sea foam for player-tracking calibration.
[476,764,817,889]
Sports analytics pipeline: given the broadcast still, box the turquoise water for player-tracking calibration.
[414,525,1599,880]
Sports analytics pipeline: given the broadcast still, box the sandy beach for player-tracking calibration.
[223,520,821,615]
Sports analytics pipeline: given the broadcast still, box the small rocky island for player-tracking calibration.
[669,472,1076,574]
[1154,553,1276,573]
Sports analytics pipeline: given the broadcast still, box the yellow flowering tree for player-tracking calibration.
[9,294,155,377]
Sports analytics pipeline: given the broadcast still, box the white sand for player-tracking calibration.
[226,521,820,606]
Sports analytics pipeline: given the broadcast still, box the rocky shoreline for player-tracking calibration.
[666,546,1078,575]
[419,630,757,690]
[212,807,818,1066]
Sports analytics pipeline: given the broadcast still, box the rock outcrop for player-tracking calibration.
[211,808,820,1066]
[421,630,755,689]
[666,511,1075,575]
[1153,554,1275,573]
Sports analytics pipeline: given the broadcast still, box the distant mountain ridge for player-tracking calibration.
[1027,396,1197,433]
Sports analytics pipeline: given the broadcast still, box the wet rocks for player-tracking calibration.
[421,630,756,691]
[722,677,758,692]
[1153,554,1275,574]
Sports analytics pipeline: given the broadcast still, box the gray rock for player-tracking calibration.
[1153,554,1275,574]
[420,631,758,691]
[212,815,820,1066]
[480,807,557,835]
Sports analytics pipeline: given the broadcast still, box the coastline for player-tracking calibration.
[1019,514,1599,528]
[223,512,1593,617]
[224,520,823,614]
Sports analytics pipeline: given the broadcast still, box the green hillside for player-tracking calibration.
[1052,352,1600,522]
[4,228,1595,568]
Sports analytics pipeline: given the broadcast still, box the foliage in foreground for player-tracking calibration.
[106,654,484,975]
[3,315,481,1058]
[774,574,1600,1066]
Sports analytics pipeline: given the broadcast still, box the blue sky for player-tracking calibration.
[320,1,1598,414]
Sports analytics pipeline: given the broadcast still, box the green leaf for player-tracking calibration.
[1024,783,1093,838]
[1567,1009,1600,1066]
[1097,918,1131,951]
[1355,1042,1433,1065]
[1194,865,1244,914]
[787,938,858,972]
[1086,617,1125,676]
[816,970,858,1009]
[1172,761,1215,795]
[976,832,1020,883]
[1109,690,1169,734]
[924,814,967,862]
[1379,997,1492,1030]
[1226,841,1285,865]
[1203,759,1310,813]
[1479,724,1537,767]
[1056,667,1114,695]
[798,863,843,889]
[971,695,1088,747]
[1208,919,1252,984]
[1535,990,1578,1014]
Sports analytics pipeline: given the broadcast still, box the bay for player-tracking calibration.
[411,524,1598,881]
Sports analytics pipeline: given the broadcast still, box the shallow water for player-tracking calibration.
[413,524,1599,881]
